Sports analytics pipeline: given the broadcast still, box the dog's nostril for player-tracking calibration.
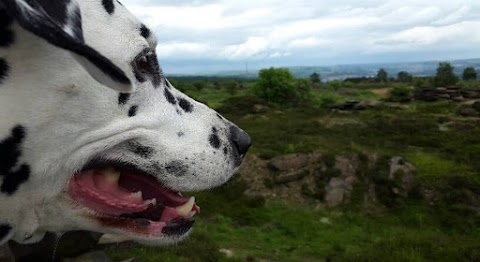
[229,126,252,158]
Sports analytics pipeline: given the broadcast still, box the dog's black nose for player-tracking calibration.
[229,126,251,159]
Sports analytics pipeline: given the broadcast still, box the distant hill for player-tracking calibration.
[198,58,480,81]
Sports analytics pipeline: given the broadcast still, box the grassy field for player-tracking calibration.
[106,78,480,261]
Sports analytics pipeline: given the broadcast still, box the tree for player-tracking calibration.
[397,71,413,83]
[253,67,309,105]
[225,79,238,95]
[462,67,477,81]
[193,81,206,91]
[434,62,458,87]
[376,69,388,83]
[310,72,321,83]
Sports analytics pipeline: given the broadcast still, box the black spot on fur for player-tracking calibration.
[140,24,151,39]
[177,132,185,137]
[102,0,115,14]
[178,98,194,113]
[209,134,221,149]
[0,9,13,28]
[0,58,9,84]
[127,141,154,158]
[2,164,30,195]
[0,126,31,195]
[118,93,130,105]
[128,105,138,117]
[0,30,14,48]
[164,88,176,104]
[165,161,188,177]
[0,224,12,241]
[34,0,69,25]
[223,147,228,156]
[0,12,14,48]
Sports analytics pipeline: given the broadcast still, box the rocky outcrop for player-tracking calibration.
[328,100,383,111]
[415,87,480,102]
[238,153,419,208]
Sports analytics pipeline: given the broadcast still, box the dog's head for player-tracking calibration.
[0,0,250,245]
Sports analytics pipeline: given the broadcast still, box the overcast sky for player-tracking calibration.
[121,0,480,74]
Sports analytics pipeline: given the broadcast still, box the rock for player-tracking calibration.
[319,217,332,225]
[422,189,441,204]
[219,249,234,258]
[268,154,311,172]
[274,170,309,184]
[459,107,479,117]
[389,157,417,197]
[353,100,383,110]
[325,177,347,207]
[344,176,357,191]
[253,104,267,113]
[335,155,360,178]
[62,251,112,262]
[462,90,480,99]
[452,96,465,102]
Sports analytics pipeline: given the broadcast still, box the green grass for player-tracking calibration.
[106,200,480,262]
[405,151,475,179]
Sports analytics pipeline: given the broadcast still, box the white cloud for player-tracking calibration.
[221,37,269,59]
[156,42,211,58]
[120,0,480,73]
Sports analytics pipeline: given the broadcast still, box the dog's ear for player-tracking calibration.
[1,0,135,92]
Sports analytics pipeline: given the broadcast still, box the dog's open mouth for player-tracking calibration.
[68,167,200,237]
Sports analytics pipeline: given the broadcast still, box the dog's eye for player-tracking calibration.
[135,55,150,74]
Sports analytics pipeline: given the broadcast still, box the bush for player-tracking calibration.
[216,95,267,116]
[253,67,310,106]
[434,62,459,87]
[462,66,477,81]
[388,86,412,102]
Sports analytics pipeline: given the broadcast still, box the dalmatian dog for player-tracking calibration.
[0,0,251,247]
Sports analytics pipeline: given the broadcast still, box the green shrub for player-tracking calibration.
[253,67,310,106]
[216,95,267,116]
[388,85,412,102]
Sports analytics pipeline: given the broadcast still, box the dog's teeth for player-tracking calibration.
[102,168,120,184]
[131,191,143,200]
[176,197,195,216]
[145,198,157,206]
[188,211,197,218]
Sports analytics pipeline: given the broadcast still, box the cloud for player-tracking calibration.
[120,0,480,73]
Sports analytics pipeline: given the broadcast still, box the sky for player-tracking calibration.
[121,0,480,75]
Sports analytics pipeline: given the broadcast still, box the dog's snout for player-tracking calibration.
[229,126,251,159]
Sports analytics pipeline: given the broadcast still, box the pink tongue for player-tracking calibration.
[69,170,150,216]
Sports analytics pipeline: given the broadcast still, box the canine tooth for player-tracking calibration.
[188,211,196,217]
[103,168,120,184]
[131,191,143,200]
[176,197,195,216]
[145,198,157,206]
